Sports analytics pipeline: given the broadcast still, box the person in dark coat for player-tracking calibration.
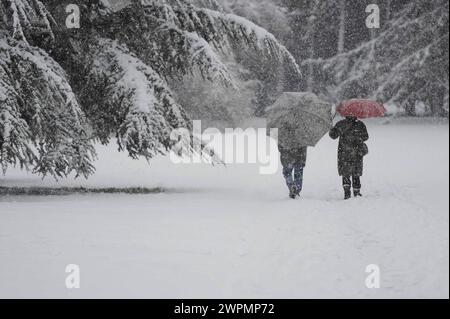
[279,144,308,199]
[329,116,369,200]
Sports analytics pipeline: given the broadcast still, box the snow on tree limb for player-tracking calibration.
[81,38,190,158]
[0,58,35,172]
[1,0,291,177]
[95,0,300,87]
[79,37,222,163]
[94,2,238,88]
[307,0,449,113]
[0,0,55,43]
[177,30,238,88]
[188,0,223,12]
[194,8,301,76]
[0,38,95,178]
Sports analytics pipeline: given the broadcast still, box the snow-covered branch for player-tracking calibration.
[305,0,449,113]
[0,0,55,43]
[80,38,190,158]
[1,0,296,177]
[0,38,95,178]
[95,0,301,87]
[188,7,301,76]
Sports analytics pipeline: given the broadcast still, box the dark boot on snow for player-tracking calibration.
[354,189,362,197]
[289,186,298,199]
[344,187,352,200]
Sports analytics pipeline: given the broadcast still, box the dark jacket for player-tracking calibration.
[329,117,369,177]
[279,144,308,167]
[277,127,308,167]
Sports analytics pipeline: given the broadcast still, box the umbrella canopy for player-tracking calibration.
[337,99,386,118]
[267,92,333,148]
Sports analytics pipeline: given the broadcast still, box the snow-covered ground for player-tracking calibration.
[0,119,448,299]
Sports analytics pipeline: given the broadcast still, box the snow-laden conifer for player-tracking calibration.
[0,0,301,177]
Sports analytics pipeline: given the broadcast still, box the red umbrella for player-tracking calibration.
[336,99,386,119]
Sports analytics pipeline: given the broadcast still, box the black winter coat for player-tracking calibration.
[278,144,308,167]
[329,118,369,177]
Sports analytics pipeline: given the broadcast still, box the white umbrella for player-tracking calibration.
[267,92,332,148]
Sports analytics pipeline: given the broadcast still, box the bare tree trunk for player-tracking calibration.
[369,0,379,55]
[405,99,416,116]
[337,0,346,54]
[431,89,446,116]
[306,48,315,90]
[306,0,320,90]
[386,0,392,22]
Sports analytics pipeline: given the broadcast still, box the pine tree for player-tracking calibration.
[307,0,449,115]
[0,0,301,177]
[1,0,95,178]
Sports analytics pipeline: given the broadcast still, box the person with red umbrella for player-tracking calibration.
[329,99,386,200]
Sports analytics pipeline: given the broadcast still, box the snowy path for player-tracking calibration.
[0,119,448,298]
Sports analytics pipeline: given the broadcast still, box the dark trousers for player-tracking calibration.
[282,164,305,193]
[343,176,361,190]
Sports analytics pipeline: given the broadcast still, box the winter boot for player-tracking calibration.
[354,189,362,197]
[344,187,352,200]
[289,186,298,199]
